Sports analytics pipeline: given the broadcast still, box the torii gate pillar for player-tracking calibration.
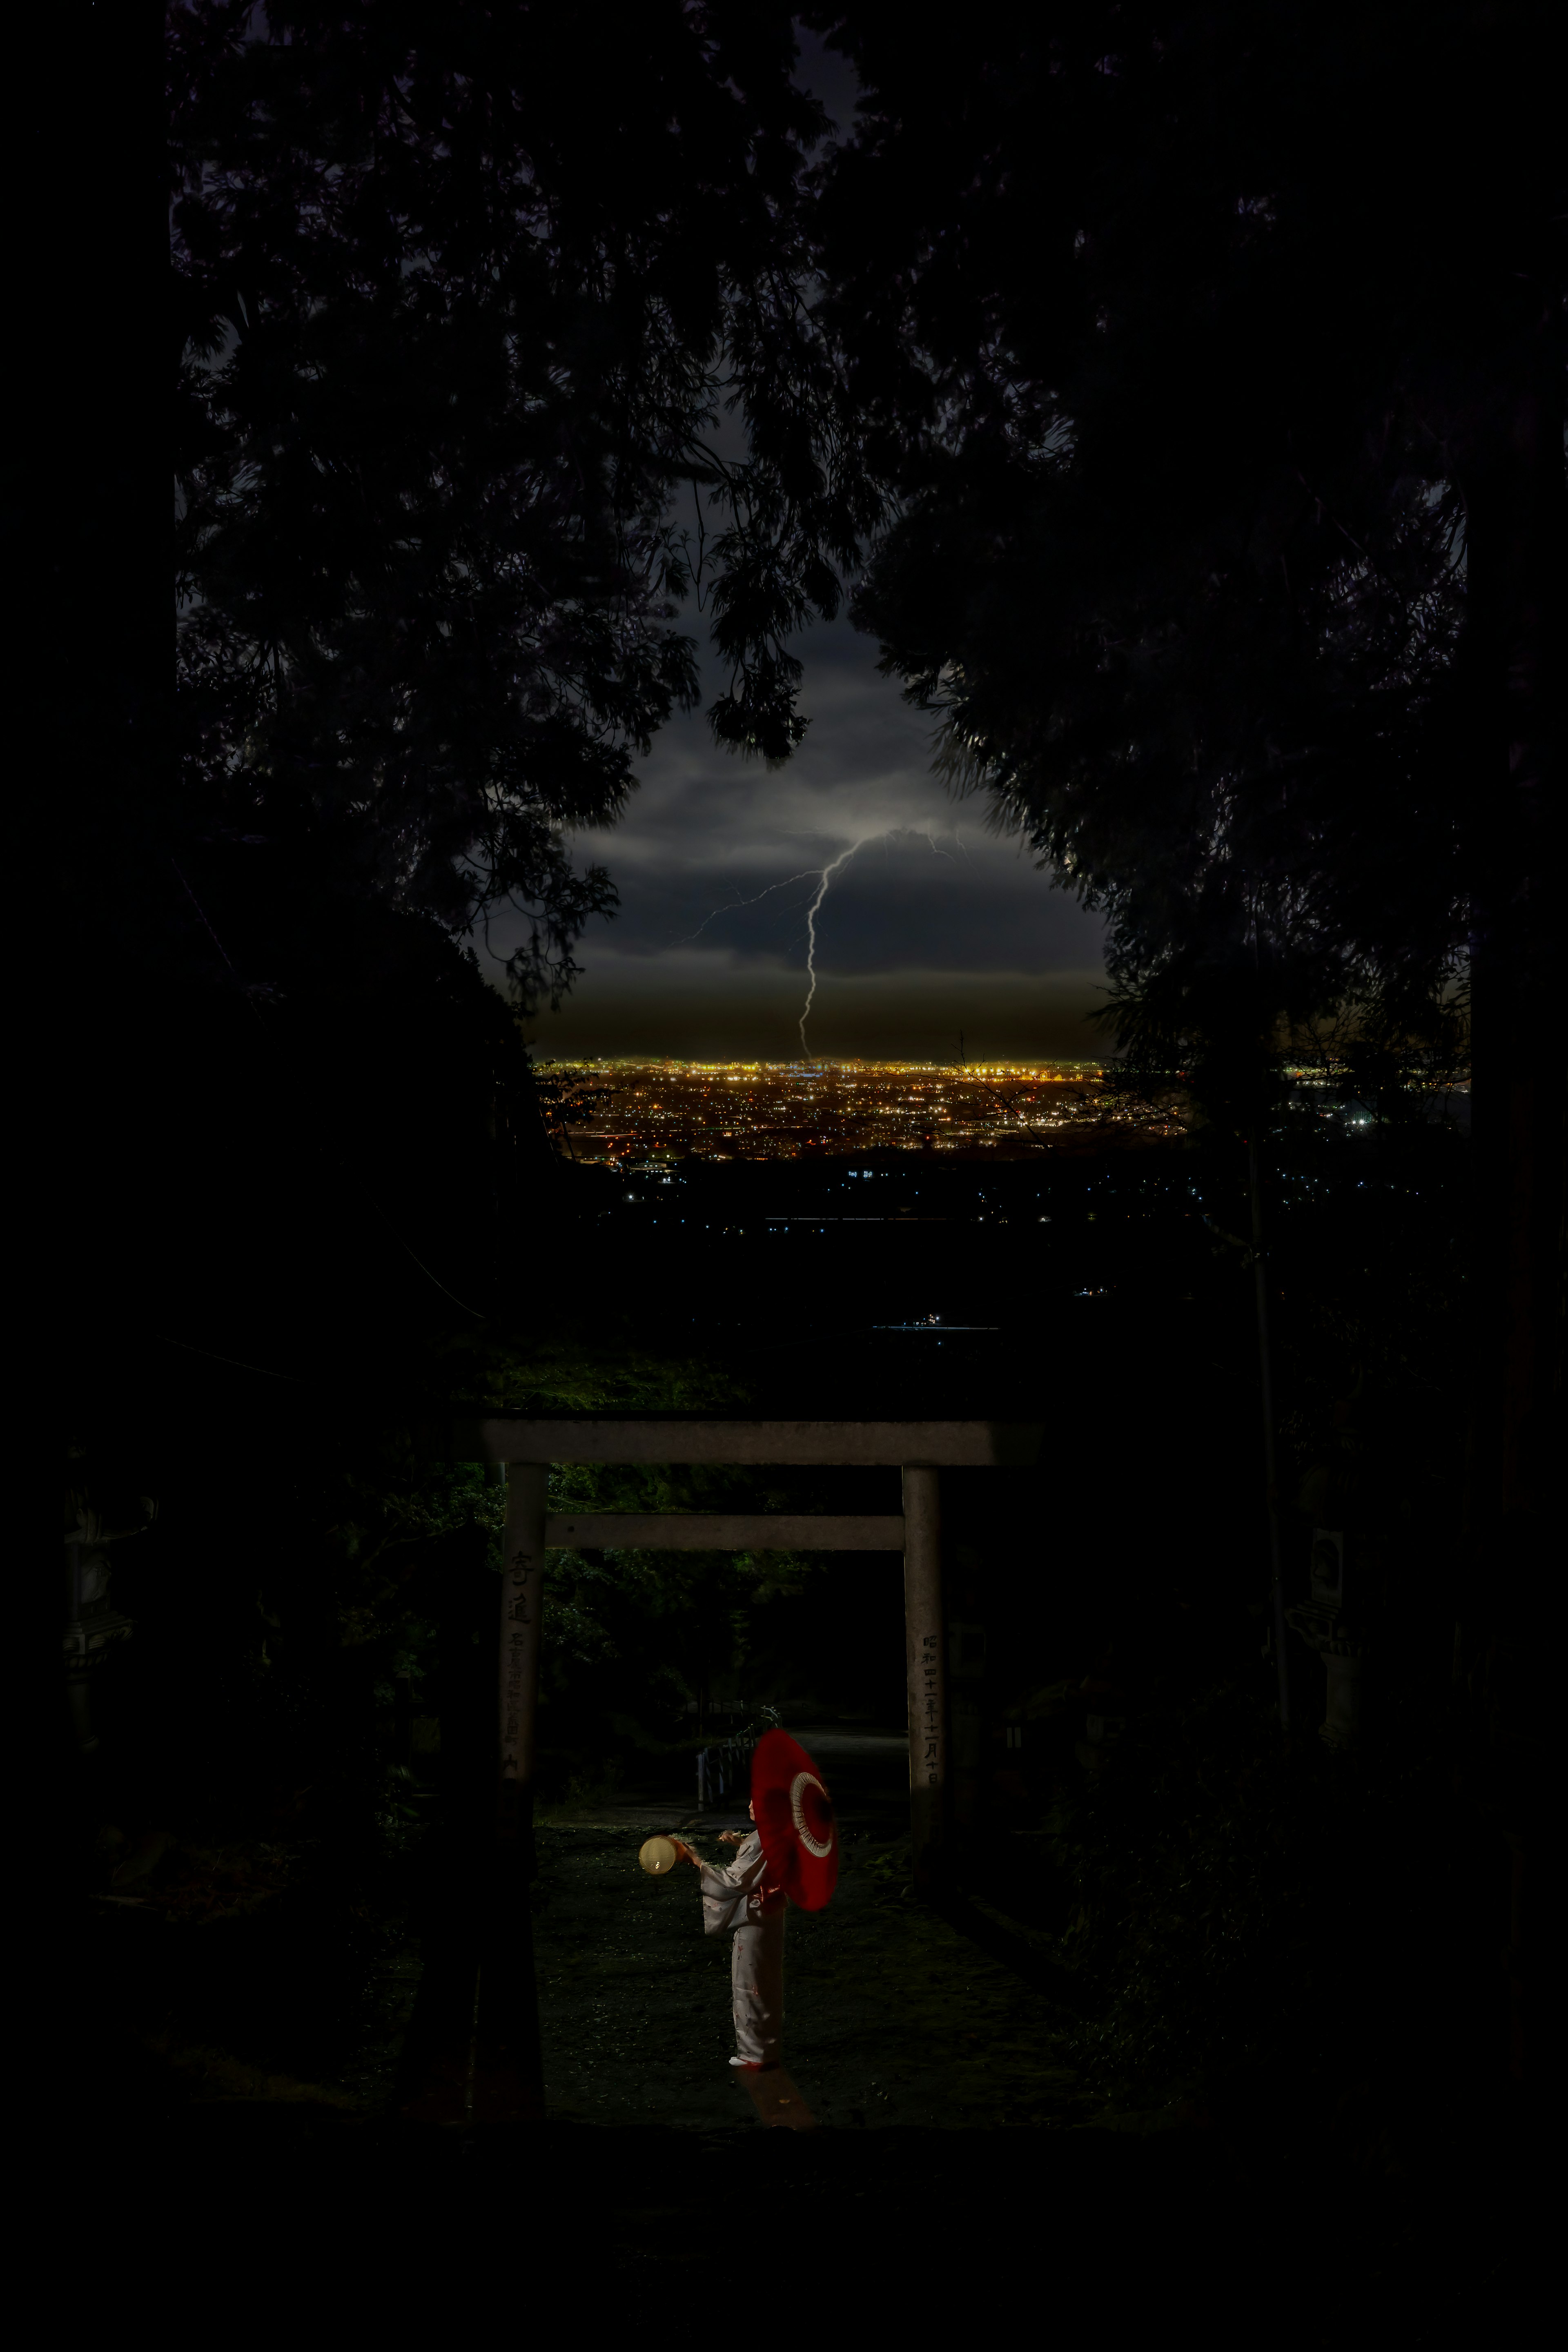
[902,1466,945,1886]
[501,1463,548,1841]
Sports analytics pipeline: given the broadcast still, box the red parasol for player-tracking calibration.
[751,1728,839,1911]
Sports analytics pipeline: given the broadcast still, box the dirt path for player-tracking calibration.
[532,1824,1091,2131]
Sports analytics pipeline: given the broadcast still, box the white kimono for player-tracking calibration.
[698,1832,785,2068]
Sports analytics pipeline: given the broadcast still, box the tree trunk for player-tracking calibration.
[1248,1136,1292,1733]
[1454,335,1566,2088]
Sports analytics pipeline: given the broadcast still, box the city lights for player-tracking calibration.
[536,1058,1138,1166]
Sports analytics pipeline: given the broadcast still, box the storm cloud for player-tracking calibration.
[484,614,1109,1063]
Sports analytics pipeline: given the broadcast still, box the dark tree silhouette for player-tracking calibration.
[172,0,877,1004]
[65,7,879,1368]
[807,0,1563,1662]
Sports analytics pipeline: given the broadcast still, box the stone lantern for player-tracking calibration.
[1286,1528,1371,1750]
[63,1476,154,1753]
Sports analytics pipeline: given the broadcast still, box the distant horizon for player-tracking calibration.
[533,1053,1107,1071]
[517,955,1111,1065]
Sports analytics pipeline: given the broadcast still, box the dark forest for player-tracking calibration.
[47,0,1559,2323]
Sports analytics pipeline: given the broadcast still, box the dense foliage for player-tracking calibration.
[806,0,1562,1062]
[172,0,878,1004]
[806,2,1560,1774]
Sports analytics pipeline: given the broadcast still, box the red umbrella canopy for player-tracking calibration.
[751,1728,839,1912]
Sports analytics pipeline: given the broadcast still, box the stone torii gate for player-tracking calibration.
[412,1417,1040,2123]
[475,1416,1043,1880]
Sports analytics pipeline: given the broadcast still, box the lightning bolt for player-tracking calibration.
[911,828,958,864]
[673,826,966,1059]
[798,829,964,1050]
[799,839,872,1055]
[672,869,823,946]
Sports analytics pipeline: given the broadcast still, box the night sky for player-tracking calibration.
[477,29,1108,1067]
[491,612,1110,1062]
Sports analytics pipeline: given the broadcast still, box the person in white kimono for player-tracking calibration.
[668,1804,785,2071]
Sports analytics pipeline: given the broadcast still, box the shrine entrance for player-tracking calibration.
[410,1415,1040,2124]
